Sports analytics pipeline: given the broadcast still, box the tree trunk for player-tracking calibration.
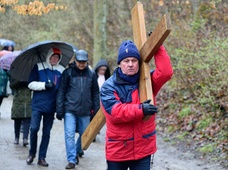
[93,0,107,67]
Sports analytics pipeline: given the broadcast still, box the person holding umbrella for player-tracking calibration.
[0,38,15,57]
[26,47,65,167]
[2,45,14,52]
[0,45,14,118]
[0,49,32,146]
[0,46,14,57]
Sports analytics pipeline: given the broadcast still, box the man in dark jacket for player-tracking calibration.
[56,49,100,169]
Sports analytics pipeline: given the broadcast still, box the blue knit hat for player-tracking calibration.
[117,40,140,64]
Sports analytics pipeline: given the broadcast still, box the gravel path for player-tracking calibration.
[0,95,225,170]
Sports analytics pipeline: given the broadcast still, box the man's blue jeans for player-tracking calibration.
[29,110,54,160]
[64,113,90,164]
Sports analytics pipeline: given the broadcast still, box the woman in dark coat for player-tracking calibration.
[10,79,32,146]
[91,59,111,141]
[94,59,111,90]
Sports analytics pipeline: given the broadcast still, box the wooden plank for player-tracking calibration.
[132,4,171,120]
[138,14,171,105]
[131,1,153,102]
[139,62,153,103]
[131,2,154,122]
[131,2,147,49]
[140,14,171,62]
[82,108,106,150]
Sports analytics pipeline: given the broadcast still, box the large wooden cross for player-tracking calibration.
[82,1,171,150]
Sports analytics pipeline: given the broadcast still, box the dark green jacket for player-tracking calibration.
[10,81,32,119]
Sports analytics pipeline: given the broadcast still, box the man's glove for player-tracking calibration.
[45,81,55,89]
[142,99,158,116]
[56,113,63,121]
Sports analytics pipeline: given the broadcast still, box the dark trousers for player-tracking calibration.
[14,118,31,139]
[107,155,151,170]
[29,110,54,160]
[0,96,4,106]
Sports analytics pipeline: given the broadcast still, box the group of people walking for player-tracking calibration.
[22,46,109,169]
[1,39,173,170]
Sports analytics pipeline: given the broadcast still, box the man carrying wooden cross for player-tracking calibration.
[100,39,173,170]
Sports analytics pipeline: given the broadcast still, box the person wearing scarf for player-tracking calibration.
[100,40,173,170]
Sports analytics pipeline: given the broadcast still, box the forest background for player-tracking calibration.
[1,0,227,168]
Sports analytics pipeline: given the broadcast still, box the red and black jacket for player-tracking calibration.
[100,46,173,161]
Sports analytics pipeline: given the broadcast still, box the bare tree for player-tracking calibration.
[93,0,107,67]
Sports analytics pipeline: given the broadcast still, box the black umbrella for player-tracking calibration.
[10,40,77,82]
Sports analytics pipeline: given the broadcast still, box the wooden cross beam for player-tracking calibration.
[132,2,171,120]
[81,1,171,150]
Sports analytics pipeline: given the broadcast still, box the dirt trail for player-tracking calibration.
[0,95,225,170]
